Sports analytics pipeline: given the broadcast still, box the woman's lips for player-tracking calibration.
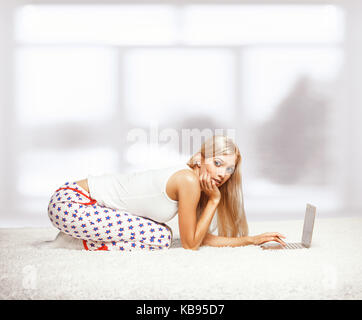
[213,178,221,185]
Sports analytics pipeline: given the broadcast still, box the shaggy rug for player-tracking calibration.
[1,217,361,300]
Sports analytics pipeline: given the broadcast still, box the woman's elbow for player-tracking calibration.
[181,240,200,251]
[183,245,199,251]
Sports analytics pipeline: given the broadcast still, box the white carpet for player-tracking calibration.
[1,217,362,300]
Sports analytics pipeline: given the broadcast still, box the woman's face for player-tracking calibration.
[203,154,237,187]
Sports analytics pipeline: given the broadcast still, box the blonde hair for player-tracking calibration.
[187,135,249,237]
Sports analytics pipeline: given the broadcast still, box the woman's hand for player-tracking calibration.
[249,232,287,246]
[199,171,221,202]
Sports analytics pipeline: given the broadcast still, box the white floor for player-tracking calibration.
[1,217,362,300]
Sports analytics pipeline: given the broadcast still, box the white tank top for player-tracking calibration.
[87,163,193,223]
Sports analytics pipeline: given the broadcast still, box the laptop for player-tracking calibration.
[260,203,316,250]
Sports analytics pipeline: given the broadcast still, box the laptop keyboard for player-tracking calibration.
[285,243,303,249]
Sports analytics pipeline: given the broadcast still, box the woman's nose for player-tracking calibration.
[217,169,226,179]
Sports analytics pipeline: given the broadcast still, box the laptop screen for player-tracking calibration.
[301,203,316,248]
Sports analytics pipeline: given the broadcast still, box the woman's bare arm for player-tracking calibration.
[176,171,219,250]
[201,232,287,247]
[176,171,286,250]
[201,233,252,247]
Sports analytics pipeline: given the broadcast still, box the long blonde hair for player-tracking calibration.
[187,135,248,237]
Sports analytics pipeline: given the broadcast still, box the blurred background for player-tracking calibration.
[1,0,361,228]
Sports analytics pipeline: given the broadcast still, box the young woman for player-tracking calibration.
[47,135,286,251]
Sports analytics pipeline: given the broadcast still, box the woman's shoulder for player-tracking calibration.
[172,168,199,187]
[166,167,199,202]
[173,169,201,203]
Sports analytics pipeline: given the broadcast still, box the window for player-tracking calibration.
[15,47,117,125]
[123,49,234,126]
[15,5,177,45]
[8,2,344,220]
[183,5,343,44]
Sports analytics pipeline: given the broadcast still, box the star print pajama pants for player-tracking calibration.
[47,181,172,252]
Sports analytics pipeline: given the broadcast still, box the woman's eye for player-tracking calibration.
[214,161,221,166]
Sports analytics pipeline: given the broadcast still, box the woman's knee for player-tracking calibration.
[161,223,173,248]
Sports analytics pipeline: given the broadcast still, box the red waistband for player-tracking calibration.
[55,186,97,206]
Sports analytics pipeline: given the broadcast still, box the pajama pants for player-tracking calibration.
[47,181,172,252]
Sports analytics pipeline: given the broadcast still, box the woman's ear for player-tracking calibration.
[193,152,203,167]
